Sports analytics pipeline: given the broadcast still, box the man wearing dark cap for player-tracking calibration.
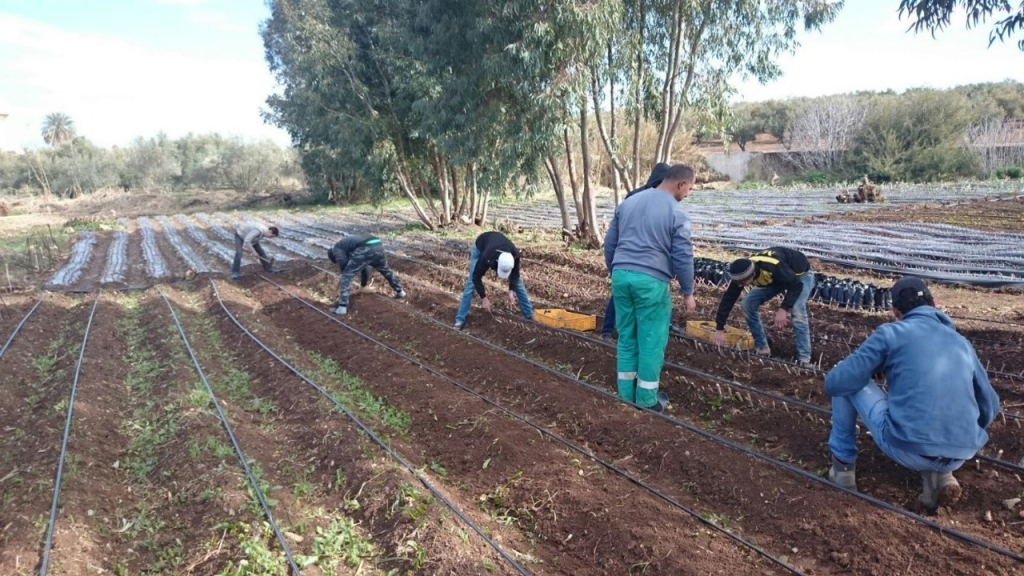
[604,164,697,412]
[824,277,999,511]
[600,163,670,340]
[712,247,815,366]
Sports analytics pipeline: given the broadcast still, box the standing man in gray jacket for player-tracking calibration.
[232,221,279,279]
[604,164,697,412]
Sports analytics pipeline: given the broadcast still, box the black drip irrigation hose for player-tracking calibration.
[158,289,302,576]
[40,292,100,576]
[256,275,805,576]
[305,278,1024,563]
[0,295,45,362]
[210,280,532,576]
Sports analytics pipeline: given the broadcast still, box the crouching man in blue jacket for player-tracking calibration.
[825,277,999,511]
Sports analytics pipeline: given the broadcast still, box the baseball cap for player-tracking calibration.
[891,277,931,308]
[496,252,515,279]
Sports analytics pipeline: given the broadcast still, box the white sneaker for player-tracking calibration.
[395,289,407,299]
[453,321,464,330]
[334,306,347,315]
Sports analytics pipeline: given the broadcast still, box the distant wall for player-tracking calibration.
[702,151,770,181]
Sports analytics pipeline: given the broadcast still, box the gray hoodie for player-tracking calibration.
[603,187,694,295]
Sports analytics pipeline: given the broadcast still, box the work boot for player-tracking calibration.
[828,457,857,491]
[395,289,407,299]
[649,391,669,413]
[919,471,961,511]
[334,305,348,316]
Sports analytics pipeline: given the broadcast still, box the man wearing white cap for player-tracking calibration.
[454,231,534,329]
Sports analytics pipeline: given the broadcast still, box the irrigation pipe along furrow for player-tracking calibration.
[158,290,301,576]
[0,296,45,362]
[345,290,1024,563]
[385,246,1024,384]
[305,260,1024,550]
[210,281,532,576]
[39,292,100,576]
[335,262,1024,475]
[256,275,806,575]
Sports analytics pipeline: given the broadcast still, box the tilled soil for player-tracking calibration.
[240,277,791,575]
[46,296,133,574]
[246,269,1023,575]
[181,282,513,575]
[0,296,92,574]
[388,240,1024,410]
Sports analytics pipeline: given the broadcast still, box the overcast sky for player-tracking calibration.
[1,0,1022,150]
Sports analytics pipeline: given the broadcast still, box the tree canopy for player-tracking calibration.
[899,0,1024,49]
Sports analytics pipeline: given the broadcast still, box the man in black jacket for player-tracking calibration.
[329,235,405,315]
[712,247,815,366]
[453,231,534,329]
[601,163,670,339]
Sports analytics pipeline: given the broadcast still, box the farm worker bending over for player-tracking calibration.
[713,247,815,367]
[603,164,697,413]
[825,277,999,511]
[601,162,670,340]
[454,231,533,330]
[329,235,406,316]
[232,222,279,280]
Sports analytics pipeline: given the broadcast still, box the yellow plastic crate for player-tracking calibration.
[535,308,597,332]
[685,321,754,350]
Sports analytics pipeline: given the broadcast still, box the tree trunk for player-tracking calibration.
[665,5,710,160]
[431,151,451,225]
[467,163,478,223]
[480,185,491,226]
[544,155,572,231]
[579,103,601,247]
[655,0,683,163]
[632,0,645,186]
[469,163,482,225]
[563,126,584,230]
[609,42,622,204]
[394,164,436,231]
[592,74,634,198]
[451,165,465,220]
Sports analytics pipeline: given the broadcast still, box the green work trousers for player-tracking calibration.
[611,269,672,408]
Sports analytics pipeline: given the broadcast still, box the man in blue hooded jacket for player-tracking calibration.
[825,277,1000,511]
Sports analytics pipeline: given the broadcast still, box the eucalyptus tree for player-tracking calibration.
[589,0,843,196]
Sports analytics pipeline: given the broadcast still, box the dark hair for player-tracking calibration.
[268,226,280,236]
[662,164,695,183]
[893,289,934,314]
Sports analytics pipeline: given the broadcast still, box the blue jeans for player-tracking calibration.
[741,272,814,361]
[455,246,533,324]
[601,296,616,335]
[829,382,964,472]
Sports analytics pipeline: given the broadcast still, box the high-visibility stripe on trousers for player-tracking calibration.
[611,269,672,408]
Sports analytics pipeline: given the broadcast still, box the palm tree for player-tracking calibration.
[41,113,76,147]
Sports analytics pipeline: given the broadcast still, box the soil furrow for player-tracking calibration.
[299,265,1024,574]
[0,297,93,574]
[240,277,789,575]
